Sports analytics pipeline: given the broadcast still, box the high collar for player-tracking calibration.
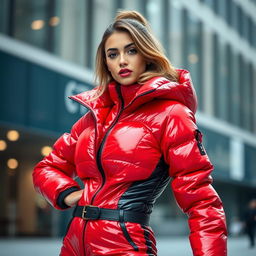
[69,69,198,114]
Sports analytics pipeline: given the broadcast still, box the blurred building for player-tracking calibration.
[0,0,256,238]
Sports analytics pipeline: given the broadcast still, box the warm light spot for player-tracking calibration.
[31,20,45,30]
[188,54,199,64]
[7,158,18,169]
[41,146,53,156]
[0,140,7,151]
[7,130,20,141]
[49,16,60,26]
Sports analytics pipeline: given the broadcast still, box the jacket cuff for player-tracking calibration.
[57,187,80,209]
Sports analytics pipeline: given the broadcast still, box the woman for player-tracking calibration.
[33,10,227,256]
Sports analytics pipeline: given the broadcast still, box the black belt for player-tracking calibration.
[73,205,150,226]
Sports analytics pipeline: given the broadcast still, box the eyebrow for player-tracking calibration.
[106,42,135,52]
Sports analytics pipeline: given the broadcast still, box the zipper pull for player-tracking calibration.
[195,129,206,155]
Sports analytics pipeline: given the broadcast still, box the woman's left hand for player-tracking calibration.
[64,190,83,207]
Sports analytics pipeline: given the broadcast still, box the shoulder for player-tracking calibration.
[71,111,94,138]
[163,102,197,144]
[148,100,196,127]
[167,102,196,122]
[155,100,196,122]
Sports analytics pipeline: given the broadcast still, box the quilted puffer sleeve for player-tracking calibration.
[161,103,227,256]
[33,112,91,210]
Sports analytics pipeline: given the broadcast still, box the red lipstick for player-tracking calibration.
[119,68,132,77]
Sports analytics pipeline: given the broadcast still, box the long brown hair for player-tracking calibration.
[94,10,178,99]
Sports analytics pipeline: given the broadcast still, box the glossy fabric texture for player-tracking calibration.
[33,69,227,255]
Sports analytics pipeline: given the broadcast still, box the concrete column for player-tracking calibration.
[17,164,37,234]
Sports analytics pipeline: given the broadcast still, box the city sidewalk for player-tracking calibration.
[0,236,255,255]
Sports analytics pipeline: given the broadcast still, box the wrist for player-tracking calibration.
[57,187,80,209]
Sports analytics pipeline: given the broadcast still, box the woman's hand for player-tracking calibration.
[64,190,83,207]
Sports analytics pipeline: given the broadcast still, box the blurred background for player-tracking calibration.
[0,0,256,251]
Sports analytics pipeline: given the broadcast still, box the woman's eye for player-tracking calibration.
[128,48,137,55]
[108,53,117,59]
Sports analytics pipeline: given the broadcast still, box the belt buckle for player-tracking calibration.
[82,206,88,220]
[82,205,100,220]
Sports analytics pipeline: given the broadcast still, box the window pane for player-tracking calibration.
[213,35,229,120]
[240,59,252,131]
[182,10,203,110]
[237,6,243,37]
[248,64,255,132]
[55,0,88,66]
[123,0,146,13]
[147,0,163,42]
[230,51,240,126]
[91,0,114,68]
[248,17,253,46]
[226,0,232,26]
[238,54,246,129]
[13,0,51,50]
[253,23,256,48]
[216,0,227,20]
[231,3,239,34]
[252,65,256,133]
[226,45,232,123]
[242,13,249,41]
[201,0,215,10]
[169,0,183,68]
[0,0,9,33]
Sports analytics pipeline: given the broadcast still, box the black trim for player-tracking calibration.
[90,85,124,204]
[119,210,139,251]
[142,225,154,255]
[57,187,80,209]
[118,157,170,214]
[195,129,206,155]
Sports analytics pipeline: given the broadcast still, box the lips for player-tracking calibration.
[119,68,132,77]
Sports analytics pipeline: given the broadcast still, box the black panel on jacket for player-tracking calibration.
[118,157,170,214]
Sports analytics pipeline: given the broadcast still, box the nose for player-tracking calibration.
[119,53,128,67]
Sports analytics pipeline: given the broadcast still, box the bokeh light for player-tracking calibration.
[6,130,20,141]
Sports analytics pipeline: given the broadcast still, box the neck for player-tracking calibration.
[120,83,142,107]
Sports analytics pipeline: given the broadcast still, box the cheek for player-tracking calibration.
[138,60,146,73]
[136,56,146,71]
[106,62,111,72]
[107,64,118,77]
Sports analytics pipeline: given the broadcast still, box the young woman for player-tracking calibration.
[33,10,227,256]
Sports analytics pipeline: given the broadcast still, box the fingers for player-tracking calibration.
[64,190,83,207]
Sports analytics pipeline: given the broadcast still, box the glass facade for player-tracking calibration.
[1,0,256,238]
[182,9,203,110]
[169,0,183,68]
[2,0,254,133]
[213,34,229,121]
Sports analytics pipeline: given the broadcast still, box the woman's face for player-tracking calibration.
[105,31,146,86]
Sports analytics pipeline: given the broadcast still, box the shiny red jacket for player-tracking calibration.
[33,69,227,256]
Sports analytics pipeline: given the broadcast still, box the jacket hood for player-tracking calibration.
[70,69,198,114]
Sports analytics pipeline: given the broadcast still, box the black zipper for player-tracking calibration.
[69,87,156,253]
[69,88,156,205]
[90,85,124,204]
[89,87,156,204]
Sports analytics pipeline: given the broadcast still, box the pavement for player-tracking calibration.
[0,235,255,255]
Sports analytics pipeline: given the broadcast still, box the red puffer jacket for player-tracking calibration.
[33,69,227,256]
